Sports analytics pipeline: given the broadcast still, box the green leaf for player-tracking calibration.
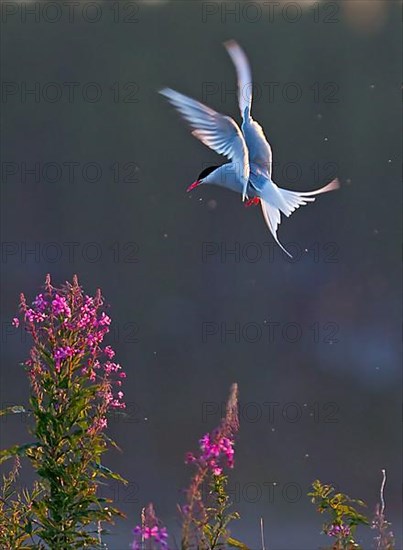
[0,405,26,416]
[0,442,40,464]
[24,520,33,535]
[103,433,122,452]
[92,463,127,484]
[227,536,250,549]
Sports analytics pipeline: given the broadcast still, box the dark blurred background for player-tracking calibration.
[1,1,401,548]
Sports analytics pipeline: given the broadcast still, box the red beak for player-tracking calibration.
[186,180,201,193]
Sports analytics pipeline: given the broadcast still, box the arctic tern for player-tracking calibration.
[160,40,339,257]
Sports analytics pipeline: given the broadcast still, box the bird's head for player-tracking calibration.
[186,165,220,192]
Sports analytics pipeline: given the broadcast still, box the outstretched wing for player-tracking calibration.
[160,87,249,193]
[224,39,253,118]
[224,40,273,178]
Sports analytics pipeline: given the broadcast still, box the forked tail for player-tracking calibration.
[297,178,340,197]
[278,178,340,218]
[260,200,292,258]
[260,179,340,257]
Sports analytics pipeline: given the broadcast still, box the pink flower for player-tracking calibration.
[51,294,71,318]
[132,504,168,550]
[104,346,115,359]
[88,416,108,435]
[184,384,238,477]
[185,452,196,464]
[54,346,74,360]
[192,432,235,473]
[98,312,111,327]
[24,308,45,323]
[16,275,127,413]
[53,346,75,372]
[33,293,47,312]
[132,525,168,547]
[12,317,19,328]
[104,361,121,374]
[327,524,351,537]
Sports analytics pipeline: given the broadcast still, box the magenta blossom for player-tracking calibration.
[104,345,115,359]
[132,504,168,550]
[16,274,126,429]
[53,346,75,372]
[181,384,239,548]
[184,384,238,475]
[52,294,72,318]
[327,524,351,537]
[185,432,235,476]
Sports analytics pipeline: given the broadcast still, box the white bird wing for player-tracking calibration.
[224,40,273,178]
[159,87,249,193]
[224,39,252,118]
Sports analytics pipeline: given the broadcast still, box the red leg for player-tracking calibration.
[244,197,260,208]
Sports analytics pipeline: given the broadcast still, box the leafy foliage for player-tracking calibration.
[179,383,249,550]
[0,276,397,549]
[0,275,126,548]
[308,480,369,549]
[0,458,43,549]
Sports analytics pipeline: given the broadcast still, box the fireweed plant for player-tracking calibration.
[179,383,248,550]
[0,456,42,548]
[0,275,127,549]
[308,474,395,550]
[0,276,397,549]
[130,384,247,550]
[308,479,369,549]
[371,470,395,550]
[131,503,169,550]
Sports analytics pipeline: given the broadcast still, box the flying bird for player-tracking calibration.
[159,41,339,257]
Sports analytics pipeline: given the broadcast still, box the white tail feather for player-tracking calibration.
[259,179,339,257]
[260,200,292,258]
[297,178,340,197]
[278,190,315,217]
[277,178,340,217]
